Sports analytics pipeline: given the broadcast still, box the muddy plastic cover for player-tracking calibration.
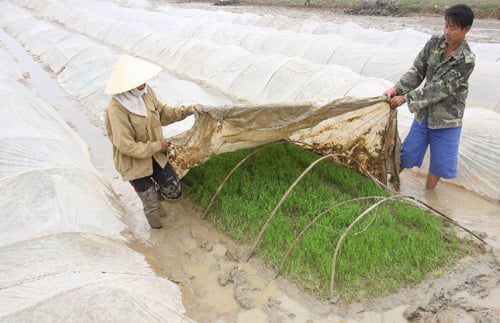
[168,97,399,186]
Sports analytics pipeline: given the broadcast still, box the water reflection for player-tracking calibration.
[399,171,500,249]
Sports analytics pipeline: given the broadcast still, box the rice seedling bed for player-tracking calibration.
[183,143,472,301]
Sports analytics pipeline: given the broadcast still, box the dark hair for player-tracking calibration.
[445,4,474,29]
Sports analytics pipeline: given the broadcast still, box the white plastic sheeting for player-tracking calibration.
[0,41,192,322]
[101,0,500,109]
[40,0,500,109]
[3,0,498,200]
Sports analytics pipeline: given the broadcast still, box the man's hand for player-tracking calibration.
[383,87,398,99]
[383,87,405,109]
[388,95,406,110]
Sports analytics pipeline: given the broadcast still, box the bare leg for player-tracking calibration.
[426,172,440,190]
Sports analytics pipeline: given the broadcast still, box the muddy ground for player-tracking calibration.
[3,1,498,322]
[140,195,499,322]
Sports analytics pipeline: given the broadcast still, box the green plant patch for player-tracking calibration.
[182,143,472,301]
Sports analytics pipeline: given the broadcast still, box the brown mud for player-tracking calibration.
[136,184,499,323]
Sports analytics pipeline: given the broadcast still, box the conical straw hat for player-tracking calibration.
[104,55,162,94]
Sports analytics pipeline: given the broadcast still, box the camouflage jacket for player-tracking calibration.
[395,35,475,129]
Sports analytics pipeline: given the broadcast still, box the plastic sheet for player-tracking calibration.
[0,40,192,322]
[83,0,500,108]
[2,0,498,200]
[167,97,398,185]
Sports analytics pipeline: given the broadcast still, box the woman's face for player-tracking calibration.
[136,83,146,90]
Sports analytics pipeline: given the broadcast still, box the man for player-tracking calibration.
[384,4,475,190]
[104,54,200,229]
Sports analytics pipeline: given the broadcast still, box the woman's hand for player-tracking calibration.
[188,104,203,113]
[160,138,169,152]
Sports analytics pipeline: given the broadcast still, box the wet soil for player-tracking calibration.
[135,183,500,323]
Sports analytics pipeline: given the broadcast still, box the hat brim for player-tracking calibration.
[104,55,162,95]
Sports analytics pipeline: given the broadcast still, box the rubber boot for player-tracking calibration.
[137,186,162,229]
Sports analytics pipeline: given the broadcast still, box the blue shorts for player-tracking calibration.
[400,116,462,179]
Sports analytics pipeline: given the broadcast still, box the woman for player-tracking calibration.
[104,54,200,229]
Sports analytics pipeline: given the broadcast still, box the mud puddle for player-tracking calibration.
[400,171,500,250]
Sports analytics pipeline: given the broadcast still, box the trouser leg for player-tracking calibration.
[400,117,429,170]
[131,177,162,229]
[152,160,183,201]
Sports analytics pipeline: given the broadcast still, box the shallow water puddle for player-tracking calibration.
[399,171,500,249]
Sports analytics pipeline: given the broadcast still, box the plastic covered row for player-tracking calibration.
[2,0,498,200]
[0,38,192,322]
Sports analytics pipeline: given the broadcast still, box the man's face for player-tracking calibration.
[444,19,470,48]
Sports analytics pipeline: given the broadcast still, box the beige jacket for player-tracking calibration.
[104,85,192,181]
